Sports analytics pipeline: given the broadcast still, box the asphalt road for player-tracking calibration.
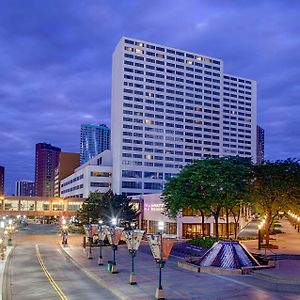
[3,223,118,300]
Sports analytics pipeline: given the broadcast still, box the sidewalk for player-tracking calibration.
[240,218,300,286]
[241,218,300,255]
[61,236,300,299]
[0,246,13,300]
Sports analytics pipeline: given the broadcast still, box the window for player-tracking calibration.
[90,172,111,177]
[144,182,163,190]
[122,181,142,189]
[122,170,142,178]
[144,172,163,179]
[90,182,110,187]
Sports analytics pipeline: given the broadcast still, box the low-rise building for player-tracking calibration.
[60,150,112,198]
[141,193,252,239]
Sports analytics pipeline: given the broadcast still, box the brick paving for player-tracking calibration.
[61,235,300,299]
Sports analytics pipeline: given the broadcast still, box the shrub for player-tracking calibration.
[186,237,218,248]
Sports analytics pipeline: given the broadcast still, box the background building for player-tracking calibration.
[15,180,35,196]
[35,143,61,197]
[0,165,4,195]
[256,125,265,164]
[80,124,111,165]
[60,150,112,198]
[54,152,80,197]
[111,37,257,195]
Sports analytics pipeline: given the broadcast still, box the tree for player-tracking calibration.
[77,190,137,225]
[251,159,300,245]
[163,162,210,237]
[163,157,252,239]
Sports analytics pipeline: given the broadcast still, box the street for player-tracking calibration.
[2,223,300,300]
[3,224,118,300]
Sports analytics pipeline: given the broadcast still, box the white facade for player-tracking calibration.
[111,37,257,196]
[60,150,112,198]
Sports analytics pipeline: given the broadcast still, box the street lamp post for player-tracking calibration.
[7,219,14,247]
[83,223,95,259]
[97,220,106,265]
[258,224,262,250]
[147,222,176,300]
[61,219,68,246]
[105,218,124,274]
[111,218,117,270]
[122,222,144,285]
[157,221,164,299]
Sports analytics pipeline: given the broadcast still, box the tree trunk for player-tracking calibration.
[214,215,219,240]
[265,210,272,245]
[226,210,229,239]
[200,210,206,237]
[231,206,241,240]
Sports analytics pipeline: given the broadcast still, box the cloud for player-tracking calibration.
[0,0,299,193]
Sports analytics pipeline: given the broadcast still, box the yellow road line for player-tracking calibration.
[35,244,68,300]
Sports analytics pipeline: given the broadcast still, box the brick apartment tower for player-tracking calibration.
[0,165,4,195]
[35,143,61,197]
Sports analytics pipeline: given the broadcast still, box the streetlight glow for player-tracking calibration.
[111,218,117,226]
[158,221,164,231]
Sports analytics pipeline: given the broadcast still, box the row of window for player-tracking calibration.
[61,174,84,187]
[122,170,176,180]
[90,182,110,187]
[124,67,221,80]
[124,74,221,85]
[124,59,221,73]
[224,75,252,84]
[123,95,221,108]
[61,184,84,194]
[124,39,221,66]
[122,181,164,190]
[124,80,221,92]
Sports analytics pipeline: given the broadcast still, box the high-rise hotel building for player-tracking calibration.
[112,37,257,195]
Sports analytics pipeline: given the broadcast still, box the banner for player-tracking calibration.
[123,230,145,251]
[90,224,98,237]
[104,227,124,246]
[98,225,108,241]
[146,234,176,260]
[162,235,176,260]
[114,228,124,245]
[146,234,162,260]
[104,227,113,245]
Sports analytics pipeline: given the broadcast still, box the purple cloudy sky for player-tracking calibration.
[0,0,299,194]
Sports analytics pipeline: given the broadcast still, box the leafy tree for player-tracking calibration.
[77,190,137,225]
[163,157,252,239]
[163,162,210,237]
[251,159,300,245]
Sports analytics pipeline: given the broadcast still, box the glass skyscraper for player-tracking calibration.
[80,124,110,165]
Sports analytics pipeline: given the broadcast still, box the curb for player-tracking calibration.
[57,243,129,300]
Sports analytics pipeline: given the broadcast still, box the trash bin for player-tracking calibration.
[107,261,113,272]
